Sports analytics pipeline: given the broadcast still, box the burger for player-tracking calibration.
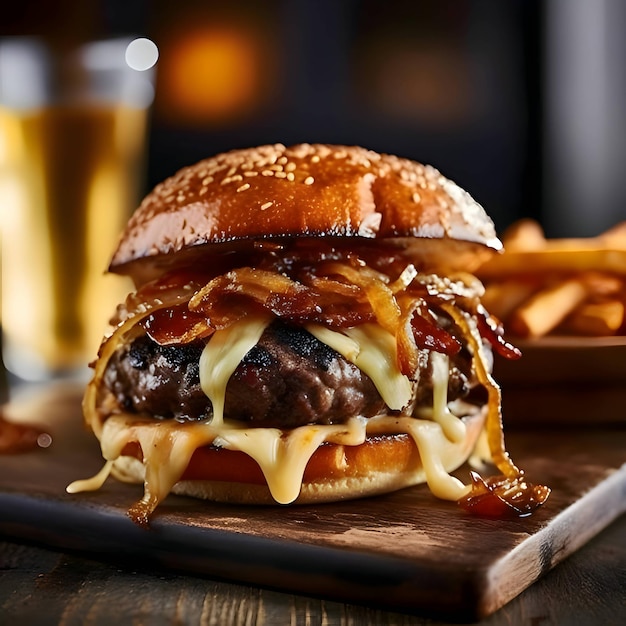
[69,143,548,524]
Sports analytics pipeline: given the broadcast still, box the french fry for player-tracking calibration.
[501,219,546,251]
[580,271,624,298]
[506,220,626,252]
[508,278,588,338]
[477,219,626,338]
[561,300,625,336]
[598,221,626,249]
[482,279,538,321]
[478,248,626,279]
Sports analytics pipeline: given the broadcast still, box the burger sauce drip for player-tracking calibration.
[0,411,52,453]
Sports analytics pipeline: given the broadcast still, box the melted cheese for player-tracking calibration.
[424,351,466,444]
[365,349,472,501]
[214,417,367,503]
[71,404,472,510]
[70,312,487,518]
[306,323,412,411]
[199,315,271,426]
[72,413,368,507]
[66,460,114,493]
[367,415,470,500]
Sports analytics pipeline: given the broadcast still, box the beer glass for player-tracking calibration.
[0,38,156,380]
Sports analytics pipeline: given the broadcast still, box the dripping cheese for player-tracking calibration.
[199,315,271,426]
[306,323,413,410]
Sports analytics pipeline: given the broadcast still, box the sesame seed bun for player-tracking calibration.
[110,143,501,284]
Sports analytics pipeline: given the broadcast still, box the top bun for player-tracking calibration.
[110,144,501,282]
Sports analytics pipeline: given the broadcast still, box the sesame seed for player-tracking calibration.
[304,176,314,185]
[244,171,258,177]
[201,176,214,186]
[412,192,421,203]
[311,155,320,163]
[260,201,273,210]
[275,171,287,178]
[315,145,332,158]
[221,174,243,185]
[285,162,296,172]
[237,183,251,192]
[287,172,295,182]
[261,170,274,177]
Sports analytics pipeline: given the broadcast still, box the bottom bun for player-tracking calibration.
[110,408,486,505]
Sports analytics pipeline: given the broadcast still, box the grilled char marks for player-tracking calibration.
[226,323,385,427]
[106,338,208,420]
[104,321,385,426]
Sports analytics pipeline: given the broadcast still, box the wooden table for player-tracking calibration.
[0,514,624,625]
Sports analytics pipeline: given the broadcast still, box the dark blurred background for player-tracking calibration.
[3,0,625,237]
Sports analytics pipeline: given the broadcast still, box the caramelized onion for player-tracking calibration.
[442,303,520,480]
[459,470,551,518]
[189,267,375,329]
[411,310,462,355]
[318,261,401,337]
[113,270,208,326]
[396,299,421,375]
[396,299,461,376]
[141,304,214,345]
[476,304,522,361]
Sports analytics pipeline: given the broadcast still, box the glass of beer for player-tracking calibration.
[0,37,156,380]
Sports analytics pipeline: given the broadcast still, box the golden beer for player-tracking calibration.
[0,104,147,376]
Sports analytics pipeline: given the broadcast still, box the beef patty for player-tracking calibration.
[103,321,473,427]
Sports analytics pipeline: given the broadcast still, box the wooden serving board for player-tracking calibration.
[1,382,624,621]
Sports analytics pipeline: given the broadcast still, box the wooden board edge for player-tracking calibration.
[478,465,626,617]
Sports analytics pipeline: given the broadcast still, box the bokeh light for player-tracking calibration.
[156,24,269,125]
[125,38,159,71]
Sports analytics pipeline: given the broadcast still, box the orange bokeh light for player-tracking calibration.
[157,24,269,125]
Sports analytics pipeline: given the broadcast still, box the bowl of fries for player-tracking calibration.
[477,219,626,426]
